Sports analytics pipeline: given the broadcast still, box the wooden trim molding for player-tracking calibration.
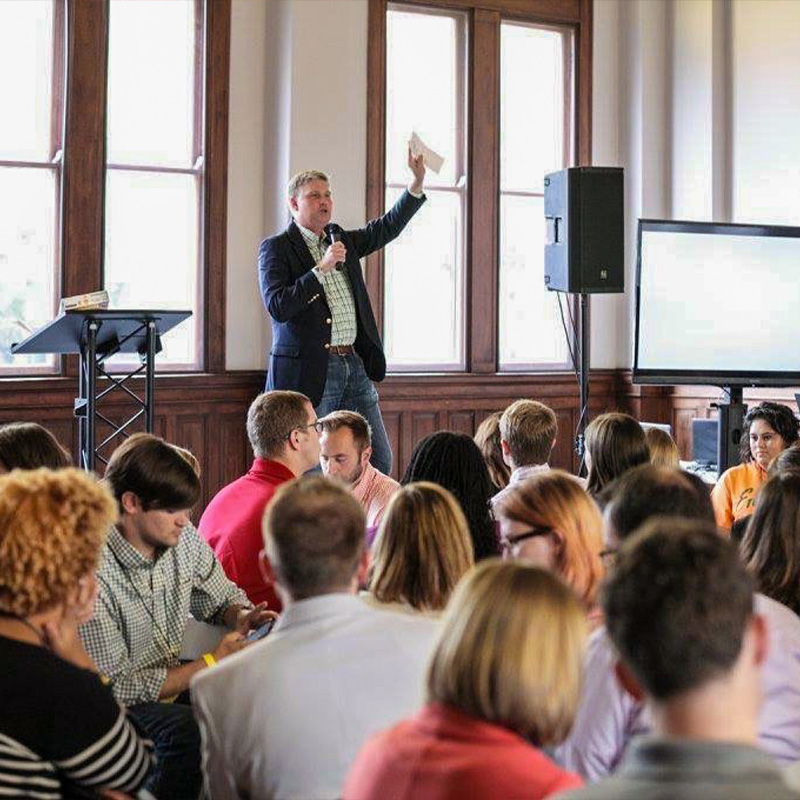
[365,0,388,331]
[62,0,108,300]
[204,0,231,373]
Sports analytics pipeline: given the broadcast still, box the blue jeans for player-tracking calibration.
[315,353,393,475]
[128,701,202,799]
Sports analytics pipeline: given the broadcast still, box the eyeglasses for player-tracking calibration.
[500,526,554,553]
[286,421,324,440]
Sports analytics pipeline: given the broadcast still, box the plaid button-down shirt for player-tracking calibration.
[298,222,357,346]
[80,524,250,706]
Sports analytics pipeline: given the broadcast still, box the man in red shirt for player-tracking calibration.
[199,390,321,609]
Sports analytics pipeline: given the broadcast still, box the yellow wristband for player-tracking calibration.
[202,652,217,668]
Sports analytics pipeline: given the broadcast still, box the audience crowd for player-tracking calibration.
[2,395,800,799]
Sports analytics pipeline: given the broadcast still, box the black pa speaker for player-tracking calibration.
[544,167,624,294]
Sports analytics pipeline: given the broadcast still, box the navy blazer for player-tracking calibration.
[258,190,426,406]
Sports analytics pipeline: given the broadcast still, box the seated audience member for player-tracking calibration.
[344,561,584,800]
[80,433,270,799]
[199,390,321,608]
[320,410,400,528]
[0,469,152,797]
[560,519,799,800]
[0,421,71,471]
[191,477,441,800]
[365,482,474,615]
[491,398,558,508]
[769,442,800,478]
[644,426,680,468]
[474,411,511,492]
[712,401,799,532]
[559,465,800,779]
[584,412,649,498]
[494,470,604,627]
[740,472,800,617]
[402,431,499,560]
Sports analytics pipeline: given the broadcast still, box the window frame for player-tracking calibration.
[0,0,65,376]
[0,0,230,379]
[366,0,593,375]
[383,3,469,371]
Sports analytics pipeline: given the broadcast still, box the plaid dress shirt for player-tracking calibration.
[80,524,250,706]
[298,222,358,346]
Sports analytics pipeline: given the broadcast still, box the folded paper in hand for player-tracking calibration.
[410,132,444,175]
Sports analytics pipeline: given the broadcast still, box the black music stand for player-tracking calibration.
[11,309,191,471]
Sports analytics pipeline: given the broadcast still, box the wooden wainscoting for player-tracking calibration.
[379,369,630,479]
[618,376,800,461]
[0,371,264,514]
[8,368,785,511]
[0,368,629,512]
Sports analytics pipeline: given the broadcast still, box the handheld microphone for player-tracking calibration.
[326,223,345,271]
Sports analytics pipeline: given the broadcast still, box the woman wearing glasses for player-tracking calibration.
[494,470,604,628]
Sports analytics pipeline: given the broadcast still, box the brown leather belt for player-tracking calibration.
[327,344,355,355]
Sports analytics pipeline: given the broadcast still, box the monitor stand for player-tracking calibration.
[714,386,747,474]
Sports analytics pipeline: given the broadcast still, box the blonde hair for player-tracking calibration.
[427,560,586,746]
[496,470,604,607]
[287,170,330,199]
[0,468,117,617]
[370,482,474,612]
[499,399,557,467]
[645,427,680,469]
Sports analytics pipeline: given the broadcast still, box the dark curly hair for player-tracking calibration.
[402,431,500,561]
[740,402,799,464]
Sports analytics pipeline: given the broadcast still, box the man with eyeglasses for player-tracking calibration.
[199,390,322,610]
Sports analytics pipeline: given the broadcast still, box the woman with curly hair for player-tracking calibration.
[0,468,152,798]
[712,402,800,532]
[494,470,604,627]
[402,431,500,560]
[366,482,474,615]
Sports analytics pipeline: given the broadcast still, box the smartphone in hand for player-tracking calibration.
[246,618,276,642]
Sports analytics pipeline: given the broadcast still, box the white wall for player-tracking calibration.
[226,0,368,370]
[594,0,800,369]
[226,0,800,372]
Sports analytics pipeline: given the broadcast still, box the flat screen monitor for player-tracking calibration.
[634,219,800,387]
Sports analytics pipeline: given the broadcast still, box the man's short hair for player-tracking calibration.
[319,410,372,453]
[104,433,200,512]
[604,518,754,701]
[287,170,330,199]
[499,399,557,467]
[263,476,366,600]
[247,391,310,459]
[601,464,715,541]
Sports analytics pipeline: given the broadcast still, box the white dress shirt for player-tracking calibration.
[191,592,440,800]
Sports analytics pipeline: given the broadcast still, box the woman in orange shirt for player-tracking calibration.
[712,402,799,533]
[344,561,585,800]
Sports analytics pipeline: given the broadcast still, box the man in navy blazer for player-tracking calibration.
[257,150,426,475]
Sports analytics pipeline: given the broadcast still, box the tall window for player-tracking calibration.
[104,0,204,368]
[376,1,582,374]
[499,22,573,368]
[384,6,467,370]
[0,0,63,373]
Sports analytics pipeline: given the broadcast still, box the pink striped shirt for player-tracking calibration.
[351,462,400,528]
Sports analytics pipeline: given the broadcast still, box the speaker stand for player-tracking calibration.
[714,386,747,474]
[575,293,590,476]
